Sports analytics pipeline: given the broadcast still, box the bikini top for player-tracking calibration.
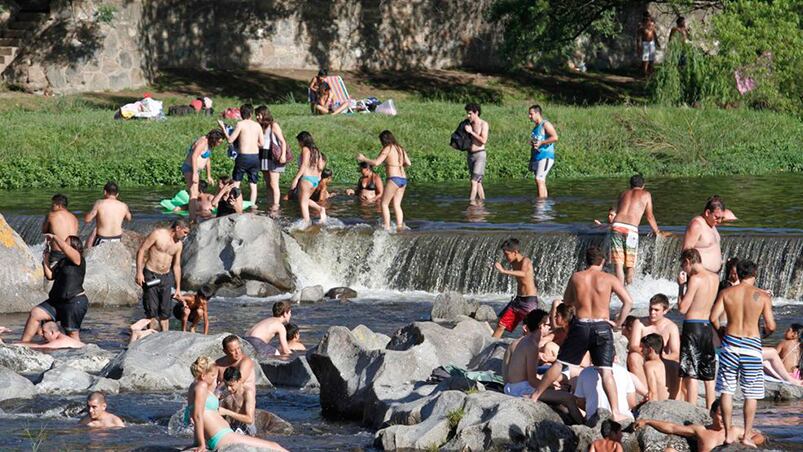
[184,392,219,424]
[187,140,212,160]
[359,175,377,191]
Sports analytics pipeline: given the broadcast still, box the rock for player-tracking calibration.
[430,291,479,321]
[613,331,629,367]
[571,424,598,452]
[182,215,295,292]
[387,318,495,370]
[765,380,803,400]
[0,365,36,401]
[291,285,324,304]
[102,332,271,391]
[83,241,141,306]
[350,324,390,350]
[254,409,294,435]
[36,365,95,394]
[473,304,498,322]
[324,286,358,300]
[245,280,282,298]
[89,376,120,394]
[467,340,509,374]
[120,230,145,260]
[0,344,54,374]
[218,445,284,452]
[376,416,451,450]
[258,354,319,389]
[51,344,116,374]
[636,400,711,452]
[0,214,47,313]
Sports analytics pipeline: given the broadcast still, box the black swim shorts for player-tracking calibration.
[142,268,174,321]
[557,319,615,368]
[232,153,260,184]
[679,320,717,381]
[36,294,89,333]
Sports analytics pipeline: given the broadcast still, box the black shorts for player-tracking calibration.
[679,320,717,381]
[142,269,174,320]
[36,294,89,333]
[232,153,260,184]
[556,319,615,368]
[172,303,199,323]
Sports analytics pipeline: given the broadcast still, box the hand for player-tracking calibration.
[659,230,672,238]
[345,188,355,196]
[677,271,687,286]
[217,119,226,130]
[532,140,542,149]
[174,289,183,299]
[207,177,214,185]
[494,262,504,272]
[43,233,55,241]
[464,125,472,133]
[593,219,602,225]
[356,153,366,162]
[135,272,144,286]
[634,420,647,429]
[0,326,11,334]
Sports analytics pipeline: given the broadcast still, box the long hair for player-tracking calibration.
[206,129,225,147]
[379,130,406,161]
[255,105,273,132]
[296,131,321,169]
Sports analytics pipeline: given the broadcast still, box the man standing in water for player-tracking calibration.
[219,104,264,209]
[84,181,132,248]
[493,238,539,338]
[610,175,667,285]
[682,195,727,273]
[135,219,189,331]
[710,260,774,447]
[528,105,558,199]
[530,246,634,422]
[463,103,488,204]
[42,194,79,266]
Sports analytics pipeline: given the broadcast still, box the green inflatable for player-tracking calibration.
[160,190,252,216]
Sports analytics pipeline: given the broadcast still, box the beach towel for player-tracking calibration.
[323,75,352,112]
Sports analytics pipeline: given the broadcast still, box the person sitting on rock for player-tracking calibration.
[128,318,157,345]
[244,301,292,356]
[286,323,306,351]
[173,286,212,334]
[216,335,257,394]
[24,320,85,349]
[640,333,668,401]
[590,419,623,452]
[220,367,257,436]
[79,391,125,428]
[573,358,637,422]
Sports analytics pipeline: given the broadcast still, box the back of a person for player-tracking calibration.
[572,270,613,319]
[614,189,647,226]
[723,284,765,338]
[96,198,128,235]
[238,119,262,154]
[385,145,406,177]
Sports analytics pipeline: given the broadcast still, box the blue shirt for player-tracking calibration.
[530,120,555,161]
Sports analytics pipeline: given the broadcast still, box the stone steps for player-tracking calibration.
[0,47,15,56]
[0,38,21,47]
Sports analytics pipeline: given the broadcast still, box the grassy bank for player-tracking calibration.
[0,95,801,189]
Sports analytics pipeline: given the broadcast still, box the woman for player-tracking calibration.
[313,82,349,115]
[358,130,411,231]
[256,105,289,210]
[345,162,383,202]
[290,131,328,226]
[20,234,88,343]
[186,356,286,452]
[182,129,225,194]
[308,68,327,113]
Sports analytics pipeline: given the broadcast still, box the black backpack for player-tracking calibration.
[450,119,473,151]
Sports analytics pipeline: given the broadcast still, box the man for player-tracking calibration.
[25,320,85,349]
[220,367,257,436]
[527,105,558,199]
[492,238,539,338]
[530,245,634,422]
[669,16,689,43]
[135,219,189,332]
[574,360,637,422]
[609,175,667,285]
[79,392,125,428]
[244,301,292,356]
[42,194,79,267]
[635,399,765,452]
[590,420,623,452]
[677,248,720,408]
[710,260,775,447]
[84,181,132,248]
[216,335,258,392]
[640,333,668,401]
[682,195,727,273]
[219,104,264,209]
[636,13,658,76]
[627,294,680,399]
[463,103,489,203]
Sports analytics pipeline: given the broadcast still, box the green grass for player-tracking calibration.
[0,96,801,189]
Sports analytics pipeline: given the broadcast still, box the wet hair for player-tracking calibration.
[736,259,757,280]
[229,187,242,199]
[317,68,328,77]
[556,303,575,323]
[501,238,521,253]
[104,181,119,195]
[222,335,240,349]
[641,333,664,356]
[219,175,231,185]
[630,174,645,188]
[359,161,373,171]
[710,398,722,416]
[42,320,61,334]
[623,315,638,331]
[255,105,274,131]
[528,104,542,115]
[67,235,84,256]
[789,323,802,338]
[51,194,68,208]
[171,219,189,230]
[677,16,685,26]
[87,391,106,404]
[286,323,300,340]
[190,355,216,378]
[464,103,481,116]
[198,285,213,300]
[680,248,702,265]
[704,195,725,213]
[724,257,739,277]
[223,367,242,383]
[524,309,549,332]
[198,180,208,194]
[601,419,622,440]
[273,300,292,317]
[322,168,333,179]
[206,129,225,147]
[240,103,254,119]
[585,245,604,266]
[296,131,322,170]
[649,293,670,310]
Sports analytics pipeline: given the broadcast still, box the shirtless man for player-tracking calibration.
[635,399,765,452]
[609,175,667,285]
[636,13,658,76]
[220,367,257,436]
[682,195,728,273]
[669,16,690,43]
[244,301,292,356]
[84,181,132,248]
[188,180,216,221]
[463,103,489,203]
[25,320,85,349]
[219,104,264,208]
[530,245,634,422]
[493,238,539,338]
[627,294,680,399]
[80,392,125,428]
[135,220,189,332]
[42,194,79,267]
[710,259,775,447]
[677,248,720,408]
[216,335,257,392]
[641,333,668,401]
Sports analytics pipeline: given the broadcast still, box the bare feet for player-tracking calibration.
[724,430,738,445]
[740,436,758,448]
[319,208,328,223]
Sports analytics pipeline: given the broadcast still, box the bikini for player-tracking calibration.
[386,145,408,188]
[301,175,321,189]
[358,176,377,192]
[181,140,212,174]
[184,392,233,450]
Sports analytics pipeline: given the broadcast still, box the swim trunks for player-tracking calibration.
[609,222,639,269]
[678,320,717,381]
[36,293,89,333]
[141,268,174,321]
[232,153,260,184]
[498,296,540,332]
[557,318,615,368]
[244,336,279,357]
[716,334,764,399]
[92,235,122,247]
[503,380,535,397]
[388,176,408,188]
[642,41,656,62]
[467,150,486,183]
[532,158,554,181]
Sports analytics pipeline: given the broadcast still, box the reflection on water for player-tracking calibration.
[465,201,489,223]
[532,198,556,222]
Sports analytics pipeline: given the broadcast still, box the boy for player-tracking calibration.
[286,323,306,351]
[463,103,489,203]
[220,367,257,436]
[244,301,293,356]
[172,285,212,334]
[776,323,801,374]
[627,294,680,398]
[492,238,539,338]
[641,333,668,401]
[590,419,623,452]
[80,392,125,428]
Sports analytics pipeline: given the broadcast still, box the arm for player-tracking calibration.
[277,326,291,355]
[635,419,697,438]
[628,320,644,353]
[358,147,389,168]
[84,201,99,224]
[220,122,242,144]
[41,214,50,234]
[211,184,233,207]
[290,147,310,190]
[205,158,212,184]
[664,325,680,360]
[233,194,243,214]
[677,275,699,315]
[202,304,209,335]
[493,262,529,278]
[549,298,562,328]
[403,149,412,168]
[682,219,701,251]
[42,251,54,280]
[222,388,256,425]
[465,121,489,145]
[646,365,659,401]
[762,294,776,338]
[611,278,634,328]
[540,121,558,146]
[709,292,725,330]
[172,243,183,296]
[191,384,207,450]
[124,205,132,223]
[644,194,661,235]
[48,234,81,265]
[136,233,156,286]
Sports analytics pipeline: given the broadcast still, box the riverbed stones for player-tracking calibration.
[0,365,36,401]
[89,376,121,394]
[258,354,319,389]
[291,285,324,303]
[0,213,47,313]
[51,344,116,374]
[636,400,711,452]
[325,286,358,300]
[0,344,54,374]
[430,291,479,321]
[376,415,452,450]
[254,409,294,435]
[473,304,498,322]
[351,324,390,350]
[182,214,295,293]
[36,365,95,394]
[467,340,509,374]
[83,241,141,306]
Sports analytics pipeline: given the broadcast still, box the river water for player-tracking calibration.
[0,174,801,450]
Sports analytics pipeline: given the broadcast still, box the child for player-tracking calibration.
[641,333,668,401]
[549,299,575,346]
[777,323,802,376]
[173,285,213,334]
[286,323,306,351]
[492,238,539,338]
[589,419,623,452]
[311,168,334,202]
[593,208,617,226]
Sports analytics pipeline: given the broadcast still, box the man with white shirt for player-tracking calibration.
[574,363,637,421]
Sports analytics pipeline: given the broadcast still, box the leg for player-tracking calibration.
[332,102,349,115]
[624,266,635,285]
[380,182,398,231]
[469,180,478,202]
[664,360,682,399]
[541,388,585,424]
[492,324,506,339]
[742,398,758,447]
[269,171,281,208]
[217,431,287,452]
[721,392,737,444]
[683,377,698,404]
[531,363,564,402]
[598,367,625,420]
[21,306,52,342]
[307,198,327,222]
[703,379,715,409]
[613,262,625,285]
[478,181,485,200]
[249,182,258,207]
[159,319,169,332]
[298,182,313,225]
[67,330,80,341]
[392,185,406,229]
[763,347,801,384]
[536,179,548,198]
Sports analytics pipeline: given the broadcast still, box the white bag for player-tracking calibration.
[375,99,397,116]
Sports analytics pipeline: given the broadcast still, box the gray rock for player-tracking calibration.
[182,215,295,292]
[0,344,54,374]
[245,280,282,298]
[350,324,390,350]
[0,365,36,401]
[467,340,509,374]
[375,416,451,450]
[765,380,803,400]
[571,424,598,452]
[37,365,95,394]
[83,241,141,306]
[254,409,294,435]
[89,377,120,394]
[51,344,116,374]
[473,304,498,322]
[325,286,358,300]
[0,214,48,313]
[258,354,319,389]
[387,318,495,370]
[614,331,629,367]
[430,291,479,321]
[291,285,324,304]
[636,400,711,452]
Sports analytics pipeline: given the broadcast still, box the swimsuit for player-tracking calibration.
[184,393,233,450]
[141,268,174,321]
[301,175,320,189]
[498,296,540,332]
[232,153,260,184]
[557,318,615,369]
[358,176,377,192]
[716,334,764,399]
[609,222,639,269]
[37,257,89,333]
[244,336,279,357]
[388,176,408,188]
[467,150,486,183]
[679,319,717,381]
[642,40,656,62]
[92,234,122,247]
[529,120,555,180]
[181,141,211,174]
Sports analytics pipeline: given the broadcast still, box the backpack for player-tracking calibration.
[168,105,196,116]
[450,119,473,151]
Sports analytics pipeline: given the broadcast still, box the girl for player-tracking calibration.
[290,131,328,226]
[358,130,411,231]
[256,105,289,210]
[181,130,225,194]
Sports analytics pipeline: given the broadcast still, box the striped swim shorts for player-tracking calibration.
[715,335,764,400]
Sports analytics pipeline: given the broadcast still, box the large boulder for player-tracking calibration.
[376,416,452,450]
[101,332,271,391]
[51,344,117,374]
[36,365,96,394]
[430,292,479,321]
[0,365,36,401]
[0,344,54,374]
[350,324,390,350]
[258,354,319,389]
[83,241,141,306]
[0,214,47,313]
[325,287,357,300]
[473,304,498,322]
[636,400,711,452]
[182,215,295,293]
[291,285,324,304]
[387,318,495,369]
[467,340,509,374]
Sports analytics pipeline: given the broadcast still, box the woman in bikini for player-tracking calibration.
[358,130,411,231]
[290,131,328,226]
[182,129,225,195]
[345,162,383,202]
